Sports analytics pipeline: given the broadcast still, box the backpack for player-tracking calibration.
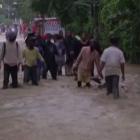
[1,42,19,61]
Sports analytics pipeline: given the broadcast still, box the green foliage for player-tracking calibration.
[0,0,34,22]
[31,0,90,27]
[100,0,140,63]
[30,0,140,63]
[31,0,56,16]
[18,0,34,21]
[0,15,12,24]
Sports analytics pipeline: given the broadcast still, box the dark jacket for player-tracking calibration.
[43,41,58,66]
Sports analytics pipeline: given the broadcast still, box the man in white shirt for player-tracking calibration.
[100,37,125,99]
[0,30,22,89]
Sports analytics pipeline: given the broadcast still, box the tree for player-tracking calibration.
[31,0,56,16]
[18,0,34,21]
[100,0,140,63]
[31,0,91,32]
[30,0,140,63]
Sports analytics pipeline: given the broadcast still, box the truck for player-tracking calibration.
[33,17,64,35]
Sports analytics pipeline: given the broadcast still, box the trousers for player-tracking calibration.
[105,75,120,98]
[42,63,57,80]
[24,66,38,85]
[3,64,18,88]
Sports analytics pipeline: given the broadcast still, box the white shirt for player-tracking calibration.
[0,41,22,66]
[101,46,125,76]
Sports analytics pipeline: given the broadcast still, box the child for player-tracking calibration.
[23,37,44,85]
[100,37,125,99]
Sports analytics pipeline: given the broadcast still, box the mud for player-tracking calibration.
[0,65,140,140]
[0,37,140,140]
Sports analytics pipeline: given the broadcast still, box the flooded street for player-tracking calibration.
[0,36,140,140]
[0,65,140,140]
[0,0,139,138]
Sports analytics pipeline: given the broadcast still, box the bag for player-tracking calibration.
[1,42,19,60]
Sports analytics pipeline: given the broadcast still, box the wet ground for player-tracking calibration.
[0,36,140,140]
[0,65,140,140]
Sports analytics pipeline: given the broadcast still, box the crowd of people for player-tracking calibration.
[0,28,125,99]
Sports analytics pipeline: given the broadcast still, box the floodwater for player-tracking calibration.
[0,36,140,140]
[0,65,140,140]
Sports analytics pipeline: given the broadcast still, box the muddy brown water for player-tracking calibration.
[0,38,140,140]
[0,64,140,140]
